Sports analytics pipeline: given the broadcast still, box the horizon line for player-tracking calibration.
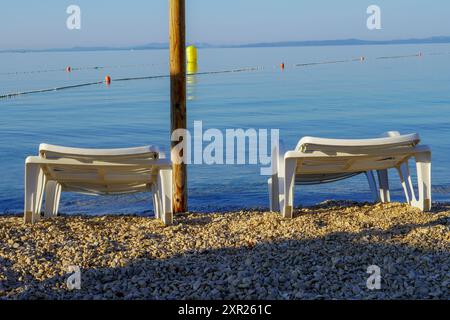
[2,35,450,53]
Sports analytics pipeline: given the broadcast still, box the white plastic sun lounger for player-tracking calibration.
[24,144,173,225]
[268,132,431,218]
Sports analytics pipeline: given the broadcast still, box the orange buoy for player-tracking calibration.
[66,66,72,72]
[280,63,285,70]
[105,75,111,85]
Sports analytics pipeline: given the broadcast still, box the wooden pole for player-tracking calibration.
[169,0,187,213]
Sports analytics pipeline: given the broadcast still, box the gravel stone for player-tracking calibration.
[0,201,448,300]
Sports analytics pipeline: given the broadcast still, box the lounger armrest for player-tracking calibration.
[413,145,431,154]
[284,144,431,160]
[284,151,338,159]
[284,151,308,159]
[25,156,172,168]
[25,156,38,163]
[158,151,167,159]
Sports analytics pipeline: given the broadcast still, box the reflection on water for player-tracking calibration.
[187,62,198,101]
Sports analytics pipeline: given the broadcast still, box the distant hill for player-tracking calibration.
[231,36,450,48]
[2,36,450,53]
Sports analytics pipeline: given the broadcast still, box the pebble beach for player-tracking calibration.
[0,202,449,300]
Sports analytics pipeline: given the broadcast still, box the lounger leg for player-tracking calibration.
[365,171,379,202]
[282,159,296,218]
[268,178,273,211]
[24,163,46,224]
[151,185,161,219]
[396,161,415,205]
[268,175,280,212]
[159,168,173,225]
[152,192,159,219]
[44,181,62,217]
[411,151,432,211]
[377,169,390,203]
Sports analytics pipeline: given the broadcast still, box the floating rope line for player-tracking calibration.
[0,63,162,76]
[72,63,162,72]
[0,68,67,76]
[294,58,361,68]
[195,66,263,75]
[428,52,450,56]
[0,81,103,99]
[376,53,421,60]
[112,66,263,82]
[0,51,446,100]
[0,67,263,99]
[294,53,427,67]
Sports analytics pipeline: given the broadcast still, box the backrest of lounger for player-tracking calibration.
[38,144,163,195]
[296,133,420,155]
[293,133,421,175]
[39,144,161,161]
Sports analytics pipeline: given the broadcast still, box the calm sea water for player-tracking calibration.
[1,44,450,215]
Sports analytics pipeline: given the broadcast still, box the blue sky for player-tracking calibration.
[1,0,449,49]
